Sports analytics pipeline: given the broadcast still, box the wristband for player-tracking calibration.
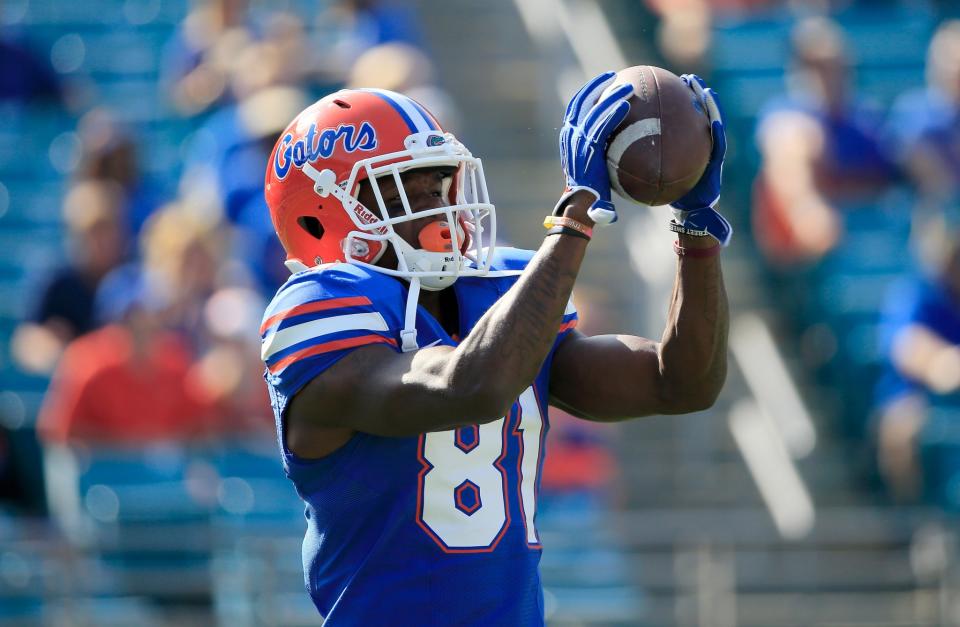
[545,225,591,241]
[668,219,710,238]
[674,240,721,258]
[544,215,593,239]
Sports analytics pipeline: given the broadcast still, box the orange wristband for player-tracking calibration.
[543,216,593,238]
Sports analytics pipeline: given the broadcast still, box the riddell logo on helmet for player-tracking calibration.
[273,121,378,179]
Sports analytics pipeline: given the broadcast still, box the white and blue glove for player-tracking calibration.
[555,71,634,226]
[669,74,733,246]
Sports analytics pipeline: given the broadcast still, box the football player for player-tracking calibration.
[260,73,729,624]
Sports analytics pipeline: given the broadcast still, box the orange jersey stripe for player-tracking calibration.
[260,296,373,335]
[267,334,397,374]
[558,319,578,334]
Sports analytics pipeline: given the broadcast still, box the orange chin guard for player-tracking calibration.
[418,221,464,253]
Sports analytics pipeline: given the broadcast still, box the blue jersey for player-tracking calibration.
[260,248,578,625]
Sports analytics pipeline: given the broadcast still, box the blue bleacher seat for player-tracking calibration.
[95,79,169,123]
[77,446,213,523]
[0,547,45,625]
[919,405,960,510]
[208,442,304,529]
[816,271,904,320]
[711,23,791,73]
[857,67,928,108]
[80,29,168,78]
[0,181,63,227]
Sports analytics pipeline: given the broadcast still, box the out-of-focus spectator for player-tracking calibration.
[0,26,63,104]
[161,4,325,118]
[229,12,320,98]
[752,17,898,266]
[179,82,307,293]
[644,0,713,72]
[194,286,272,434]
[220,18,296,105]
[217,87,309,226]
[887,21,960,214]
[348,42,462,134]
[642,0,780,72]
[75,109,165,237]
[159,0,255,116]
[540,411,618,496]
[181,74,308,223]
[329,0,423,66]
[873,232,960,501]
[12,181,128,374]
[141,202,226,349]
[36,267,218,446]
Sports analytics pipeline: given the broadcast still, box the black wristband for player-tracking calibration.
[545,225,591,241]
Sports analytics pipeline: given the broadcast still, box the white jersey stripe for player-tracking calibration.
[261,312,390,361]
[564,298,577,316]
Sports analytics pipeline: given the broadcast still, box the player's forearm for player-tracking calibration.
[445,234,588,418]
[657,238,729,411]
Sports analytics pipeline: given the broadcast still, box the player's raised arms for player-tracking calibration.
[279,75,633,455]
[549,75,730,422]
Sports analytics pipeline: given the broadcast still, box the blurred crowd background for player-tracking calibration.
[3,0,960,625]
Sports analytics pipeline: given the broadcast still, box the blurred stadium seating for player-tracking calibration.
[4,0,960,625]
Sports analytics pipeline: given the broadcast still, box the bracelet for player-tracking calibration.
[674,240,721,258]
[668,220,710,238]
[545,225,591,241]
[544,215,593,239]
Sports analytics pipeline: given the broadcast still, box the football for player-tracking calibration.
[602,65,712,206]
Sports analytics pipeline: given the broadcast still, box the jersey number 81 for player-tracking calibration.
[416,387,543,552]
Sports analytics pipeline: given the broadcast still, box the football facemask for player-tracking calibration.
[300,131,496,291]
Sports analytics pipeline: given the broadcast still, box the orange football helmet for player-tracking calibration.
[264,88,496,291]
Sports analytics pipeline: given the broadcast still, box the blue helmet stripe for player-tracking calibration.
[407,98,439,131]
[362,89,421,133]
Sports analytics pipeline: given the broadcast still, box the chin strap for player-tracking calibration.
[401,277,421,352]
[397,267,524,353]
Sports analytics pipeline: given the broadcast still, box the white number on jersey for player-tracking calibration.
[416,386,544,551]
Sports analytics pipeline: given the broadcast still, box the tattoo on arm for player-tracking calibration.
[497,253,574,360]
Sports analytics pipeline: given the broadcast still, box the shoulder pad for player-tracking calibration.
[488,247,536,272]
[263,263,406,331]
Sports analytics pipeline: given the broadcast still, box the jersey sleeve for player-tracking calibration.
[260,266,403,401]
[558,296,578,340]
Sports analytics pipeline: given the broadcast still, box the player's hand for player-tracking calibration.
[555,71,633,226]
[670,74,732,246]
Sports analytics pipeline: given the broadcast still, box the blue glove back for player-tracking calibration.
[555,72,633,225]
[670,74,732,246]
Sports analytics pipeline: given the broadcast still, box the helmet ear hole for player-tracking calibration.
[297,216,325,240]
